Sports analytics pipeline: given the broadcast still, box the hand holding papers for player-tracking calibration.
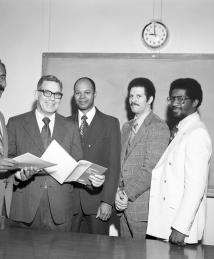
[41,140,107,185]
[13,153,56,181]
[13,153,56,170]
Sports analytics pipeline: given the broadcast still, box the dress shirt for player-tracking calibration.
[35,109,55,136]
[134,109,151,133]
[78,106,96,127]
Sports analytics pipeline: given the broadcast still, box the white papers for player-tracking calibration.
[13,153,56,170]
[41,140,107,185]
[41,140,79,184]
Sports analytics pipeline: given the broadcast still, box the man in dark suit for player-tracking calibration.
[68,77,121,235]
[115,77,170,238]
[6,75,83,231]
[0,60,17,229]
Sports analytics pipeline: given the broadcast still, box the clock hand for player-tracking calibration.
[154,23,156,36]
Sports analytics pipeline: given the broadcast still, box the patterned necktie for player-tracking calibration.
[128,120,138,145]
[126,120,138,156]
[0,126,4,157]
[41,117,51,149]
[169,125,178,143]
[79,115,88,140]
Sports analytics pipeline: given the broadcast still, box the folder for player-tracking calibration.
[41,140,107,185]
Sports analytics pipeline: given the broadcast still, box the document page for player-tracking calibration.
[13,153,56,170]
[41,140,78,184]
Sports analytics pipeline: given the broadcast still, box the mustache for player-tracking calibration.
[0,85,5,91]
[130,102,139,106]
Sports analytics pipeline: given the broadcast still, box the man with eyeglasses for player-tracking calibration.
[6,75,84,231]
[147,78,212,245]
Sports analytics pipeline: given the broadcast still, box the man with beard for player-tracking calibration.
[147,78,212,245]
[115,77,169,238]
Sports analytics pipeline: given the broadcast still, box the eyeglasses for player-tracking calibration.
[38,89,63,99]
[167,96,190,105]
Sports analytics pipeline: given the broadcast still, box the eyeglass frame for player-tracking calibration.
[38,89,63,99]
[167,95,191,105]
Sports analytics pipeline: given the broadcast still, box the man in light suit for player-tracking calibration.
[6,75,84,230]
[147,78,212,245]
[115,77,170,238]
[0,60,17,229]
[68,77,121,235]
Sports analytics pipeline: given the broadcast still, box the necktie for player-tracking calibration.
[128,120,138,145]
[0,126,4,157]
[79,115,88,140]
[126,120,138,156]
[169,125,178,143]
[41,117,51,149]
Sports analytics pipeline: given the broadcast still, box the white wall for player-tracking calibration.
[0,0,214,244]
[1,0,214,120]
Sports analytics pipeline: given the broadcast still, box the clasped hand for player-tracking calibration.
[88,171,105,187]
[0,158,16,172]
[15,166,39,181]
[169,228,186,246]
[96,202,112,221]
[115,189,128,211]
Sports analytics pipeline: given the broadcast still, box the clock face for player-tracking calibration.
[142,21,168,49]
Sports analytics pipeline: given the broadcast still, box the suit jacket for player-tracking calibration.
[147,112,212,244]
[0,111,13,217]
[120,111,170,223]
[7,110,82,224]
[68,108,121,214]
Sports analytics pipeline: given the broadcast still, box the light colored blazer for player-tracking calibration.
[120,111,170,223]
[0,111,13,217]
[147,112,212,244]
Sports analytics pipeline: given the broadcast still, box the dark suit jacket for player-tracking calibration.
[7,110,82,224]
[68,108,121,215]
[0,111,13,217]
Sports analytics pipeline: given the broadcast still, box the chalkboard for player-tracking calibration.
[42,53,214,197]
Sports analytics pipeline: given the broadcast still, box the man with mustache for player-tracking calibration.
[147,78,212,245]
[115,77,169,238]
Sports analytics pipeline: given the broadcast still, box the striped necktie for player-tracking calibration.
[128,120,138,145]
[0,126,4,157]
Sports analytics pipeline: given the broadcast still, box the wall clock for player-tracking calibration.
[142,20,168,49]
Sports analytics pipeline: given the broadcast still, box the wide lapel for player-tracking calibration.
[85,109,102,146]
[0,112,8,157]
[125,112,154,159]
[155,113,200,168]
[23,111,44,153]
[121,120,133,163]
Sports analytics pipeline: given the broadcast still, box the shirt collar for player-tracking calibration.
[177,112,198,131]
[35,109,55,135]
[133,109,151,132]
[78,106,96,126]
